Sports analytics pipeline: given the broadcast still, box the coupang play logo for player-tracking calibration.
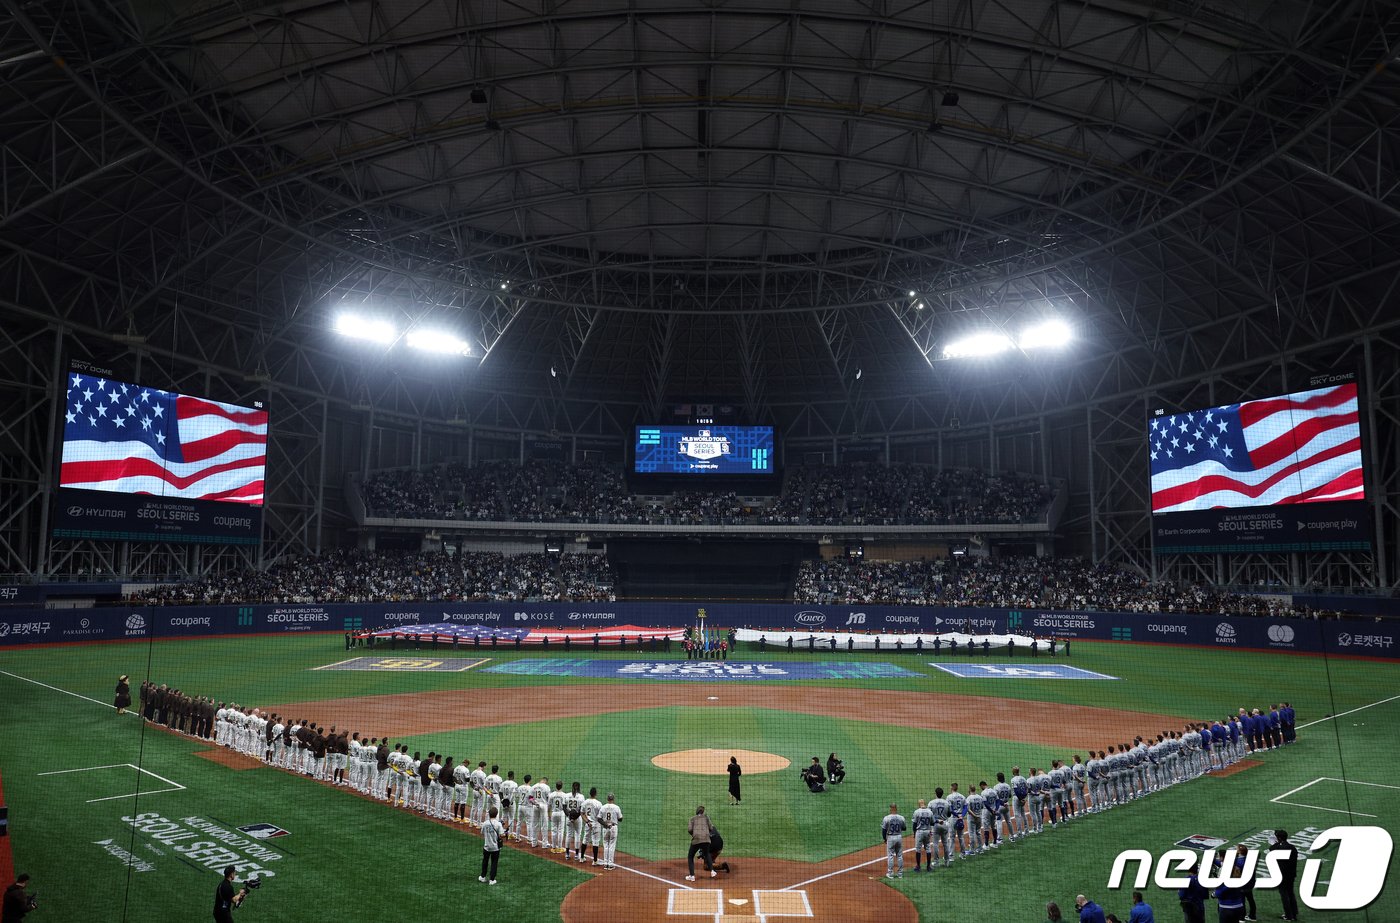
[1108,826,1393,911]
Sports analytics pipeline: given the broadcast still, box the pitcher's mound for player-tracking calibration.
[652,749,791,775]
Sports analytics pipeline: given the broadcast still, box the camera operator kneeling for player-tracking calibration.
[213,866,260,923]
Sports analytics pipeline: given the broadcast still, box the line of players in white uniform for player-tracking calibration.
[209,704,625,870]
[899,712,1265,876]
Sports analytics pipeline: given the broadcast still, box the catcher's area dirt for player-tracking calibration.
[268,683,1192,750]
[653,749,790,775]
[562,853,918,923]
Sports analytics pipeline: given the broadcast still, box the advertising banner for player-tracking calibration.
[0,601,1393,660]
[52,489,262,545]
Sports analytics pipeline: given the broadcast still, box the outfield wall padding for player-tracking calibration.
[0,600,1395,659]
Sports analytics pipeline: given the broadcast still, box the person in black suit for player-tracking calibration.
[801,757,826,793]
[1270,830,1300,921]
[728,756,742,805]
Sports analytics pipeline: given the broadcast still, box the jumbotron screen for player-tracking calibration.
[53,371,267,544]
[633,425,775,474]
[1148,382,1363,513]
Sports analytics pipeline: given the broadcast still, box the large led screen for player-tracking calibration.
[53,371,266,544]
[1149,382,1363,513]
[633,425,775,474]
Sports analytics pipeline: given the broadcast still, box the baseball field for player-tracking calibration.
[1,634,1396,922]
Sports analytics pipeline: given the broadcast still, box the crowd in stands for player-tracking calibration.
[132,549,615,605]
[794,556,1327,617]
[361,461,1055,527]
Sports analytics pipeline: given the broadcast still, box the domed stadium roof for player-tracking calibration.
[2,0,1397,432]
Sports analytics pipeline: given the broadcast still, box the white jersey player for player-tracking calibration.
[581,788,603,864]
[564,785,586,860]
[498,773,519,836]
[530,777,551,847]
[548,782,568,852]
[469,763,488,825]
[597,793,622,870]
[453,762,471,822]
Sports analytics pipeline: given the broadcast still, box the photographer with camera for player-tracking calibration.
[212,866,259,922]
[3,874,36,922]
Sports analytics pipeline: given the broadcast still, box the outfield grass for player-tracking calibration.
[2,634,1397,921]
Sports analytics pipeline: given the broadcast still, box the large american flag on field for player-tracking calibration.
[60,373,268,506]
[1149,383,1364,513]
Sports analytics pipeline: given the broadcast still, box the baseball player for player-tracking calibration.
[427,754,444,819]
[549,780,568,853]
[965,784,987,854]
[485,765,503,823]
[1008,767,1029,839]
[880,803,907,879]
[469,761,489,825]
[581,786,603,864]
[597,792,622,870]
[347,733,363,787]
[946,783,969,857]
[1026,770,1045,833]
[1070,754,1088,816]
[516,774,535,842]
[531,776,552,847]
[453,760,472,823]
[911,799,933,871]
[992,773,1013,843]
[928,787,953,868]
[1227,715,1244,762]
[498,771,519,835]
[564,782,586,860]
[976,782,1000,850]
[439,756,456,817]
[1046,761,1065,826]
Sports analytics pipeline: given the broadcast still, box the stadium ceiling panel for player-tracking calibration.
[0,0,1397,431]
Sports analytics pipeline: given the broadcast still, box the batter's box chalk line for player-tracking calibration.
[37,762,187,803]
[668,888,812,922]
[1269,776,1399,818]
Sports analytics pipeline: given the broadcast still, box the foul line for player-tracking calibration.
[0,668,132,715]
[1296,693,1400,729]
[780,848,915,891]
[616,859,693,890]
[311,658,363,670]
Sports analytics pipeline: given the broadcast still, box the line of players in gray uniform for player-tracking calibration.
[891,710,1271,876]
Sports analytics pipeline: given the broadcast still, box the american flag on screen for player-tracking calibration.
[1149,383,1364,513]
[60,373,267,505]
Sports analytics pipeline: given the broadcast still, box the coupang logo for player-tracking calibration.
[794,611,827,626]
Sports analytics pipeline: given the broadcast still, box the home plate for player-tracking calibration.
[708,696,719,700]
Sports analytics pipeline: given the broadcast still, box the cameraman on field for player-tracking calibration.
[3,874,37,922]
[213,866,251,922]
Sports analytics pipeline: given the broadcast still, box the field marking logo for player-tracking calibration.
[1109,826,1392,912]
[237,823,290,840]
[928,663,1119,680]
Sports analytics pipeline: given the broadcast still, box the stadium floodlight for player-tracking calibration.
[907,290,917,298]
[406,328,472,356]
[942,331,1013,359]
[1018,318,1072,350]
[334,313,396,345]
